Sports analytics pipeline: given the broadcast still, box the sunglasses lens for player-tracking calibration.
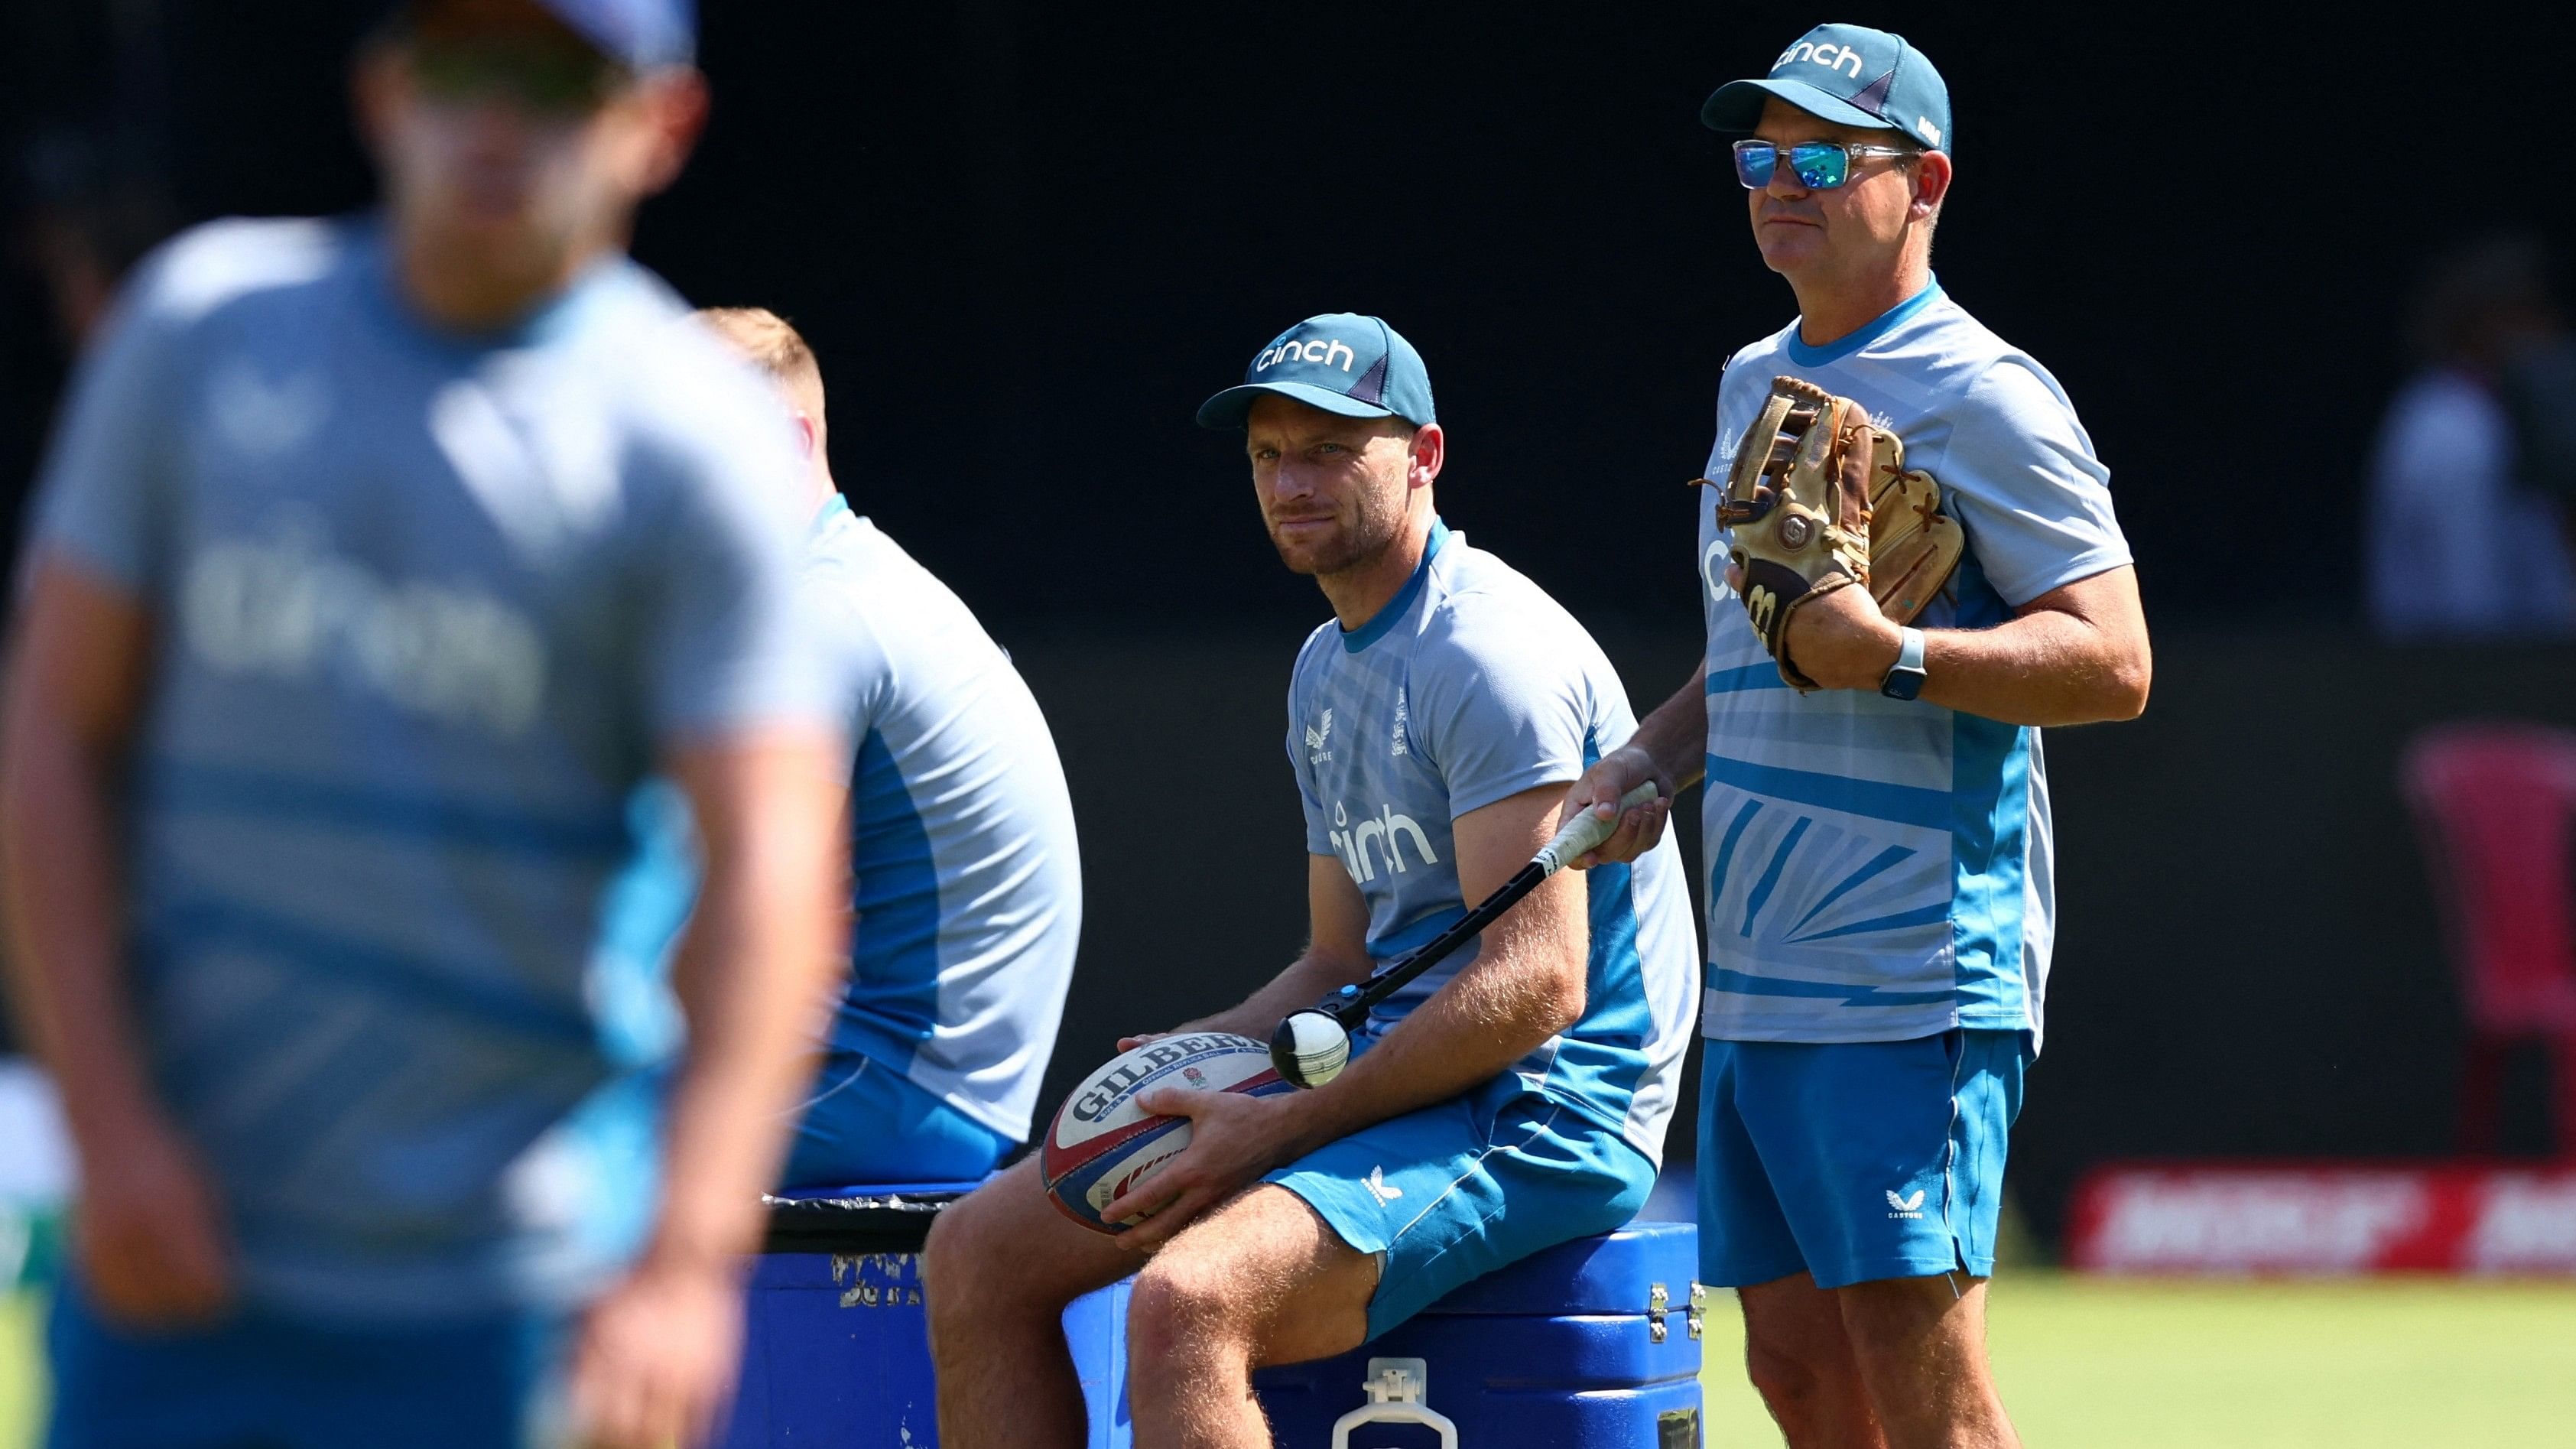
[1788,144,1849,189]
[411,41,617,115]
[1732,143,1777,189]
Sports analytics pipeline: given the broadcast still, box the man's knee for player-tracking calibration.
[1126,1244,1248,1367]
[1836,1272,1986,1361]
[919,1195,989,1313]
[1743,1333,1831,1409]
[921,1178,1041,1317]
[1739,1275,1866,1419]
[1743,1316,1866,1418]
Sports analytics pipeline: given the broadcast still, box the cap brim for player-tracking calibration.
[1701,77,1898,135]
[1195,381,1401,430]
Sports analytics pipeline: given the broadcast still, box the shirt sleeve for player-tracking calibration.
[27,251,187,594]
[1285,654,1336,857]
[1411,598,1594,820]
[635,391,846,746]
[794,566,892,750]
[1937,359,2133,607]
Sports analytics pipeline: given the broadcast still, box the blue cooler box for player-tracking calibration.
[1068,1221,1704,1449]
[714,1183,973,1449]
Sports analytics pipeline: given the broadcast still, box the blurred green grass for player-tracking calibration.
[1700,1272,2576,1447]
[5,1275,2574,1447]
[1,1293,34,1449]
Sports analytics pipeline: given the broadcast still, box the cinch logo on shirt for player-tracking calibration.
[1775,39,1866,77]
[1257,338,1358,373]
[1327,801,1440,884]
[181,528,547,736]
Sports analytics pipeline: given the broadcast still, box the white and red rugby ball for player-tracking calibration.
[1040,1032,1294,1234]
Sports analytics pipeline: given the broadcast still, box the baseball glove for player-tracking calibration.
[1701,375,1964,691]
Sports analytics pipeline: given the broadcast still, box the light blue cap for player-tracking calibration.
[1197,314,1437,430]
[1702,23,1951,154]
[534,0,695,67]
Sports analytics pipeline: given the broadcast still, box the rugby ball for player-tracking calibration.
[1040,1032,1294,1234]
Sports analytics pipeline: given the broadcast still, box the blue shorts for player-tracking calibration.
[1265,1062,1656,1340]
[780,1050,1015,1190]
[47,1275,566,1449]
[1697,1028,2025,1291]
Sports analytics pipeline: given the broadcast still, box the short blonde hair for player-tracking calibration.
[697,306,826,425]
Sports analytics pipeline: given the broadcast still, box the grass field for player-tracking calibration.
[4,1277,2573,1446]
[1701,1275,2576,1447]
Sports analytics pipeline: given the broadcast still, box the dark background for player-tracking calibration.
[5,2,2574,1246]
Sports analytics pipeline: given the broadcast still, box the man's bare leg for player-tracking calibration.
[1738,1272,1887,1449]
[1837,1275,2018,1449]
[921,1158,1143,1449]
[1124,1185,1378,1449]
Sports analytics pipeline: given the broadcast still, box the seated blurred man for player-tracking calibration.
[0,5,847,1447]
[699,307,1082,1187]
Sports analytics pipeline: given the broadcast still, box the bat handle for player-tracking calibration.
[1325,983,1370,1032]
[1535,781,1660,876]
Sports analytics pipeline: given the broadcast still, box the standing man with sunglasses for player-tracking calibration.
[1564,22,2150,1449]
[2,2,847,1446]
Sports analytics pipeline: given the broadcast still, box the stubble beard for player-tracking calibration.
[1269,480,1404,580]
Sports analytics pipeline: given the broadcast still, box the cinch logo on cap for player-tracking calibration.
[1256,336,1360,374]
[1775,37,1866,79]
[1196,312,1437,430]
[1702,22,1954,156]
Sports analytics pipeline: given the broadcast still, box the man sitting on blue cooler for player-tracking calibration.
[923,314,1701,1449]
[700,305,1083,1187]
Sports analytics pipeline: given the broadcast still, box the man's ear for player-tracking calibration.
[628,70,711,198]
[1912,149,1953,218]
[1408,422,1445,487]
[349,45,403,162]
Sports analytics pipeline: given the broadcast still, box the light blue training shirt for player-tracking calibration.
[1696,278,2131,1049]
[28,216,836,1321]
[801,499,1081,1145]
[1288,521,1701,1162]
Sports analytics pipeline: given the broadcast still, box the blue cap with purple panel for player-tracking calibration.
[1196,314,1437,430]
[1701,23,1951,154]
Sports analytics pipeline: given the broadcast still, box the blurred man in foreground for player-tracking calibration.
[699,307,1082,1187]
[0,3,846,1446]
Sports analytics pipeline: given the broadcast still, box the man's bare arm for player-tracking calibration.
[1783,564,2152,726]
[0,556,232,1324]
[1113,782,1590,1246]
[651,732,846,1265]
[1268,783,1587,1153]
[567,726,846,1447]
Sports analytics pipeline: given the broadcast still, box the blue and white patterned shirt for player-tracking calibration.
[1696,279,2130,1049]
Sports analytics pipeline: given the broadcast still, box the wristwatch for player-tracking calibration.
[1879,627,1928,701]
